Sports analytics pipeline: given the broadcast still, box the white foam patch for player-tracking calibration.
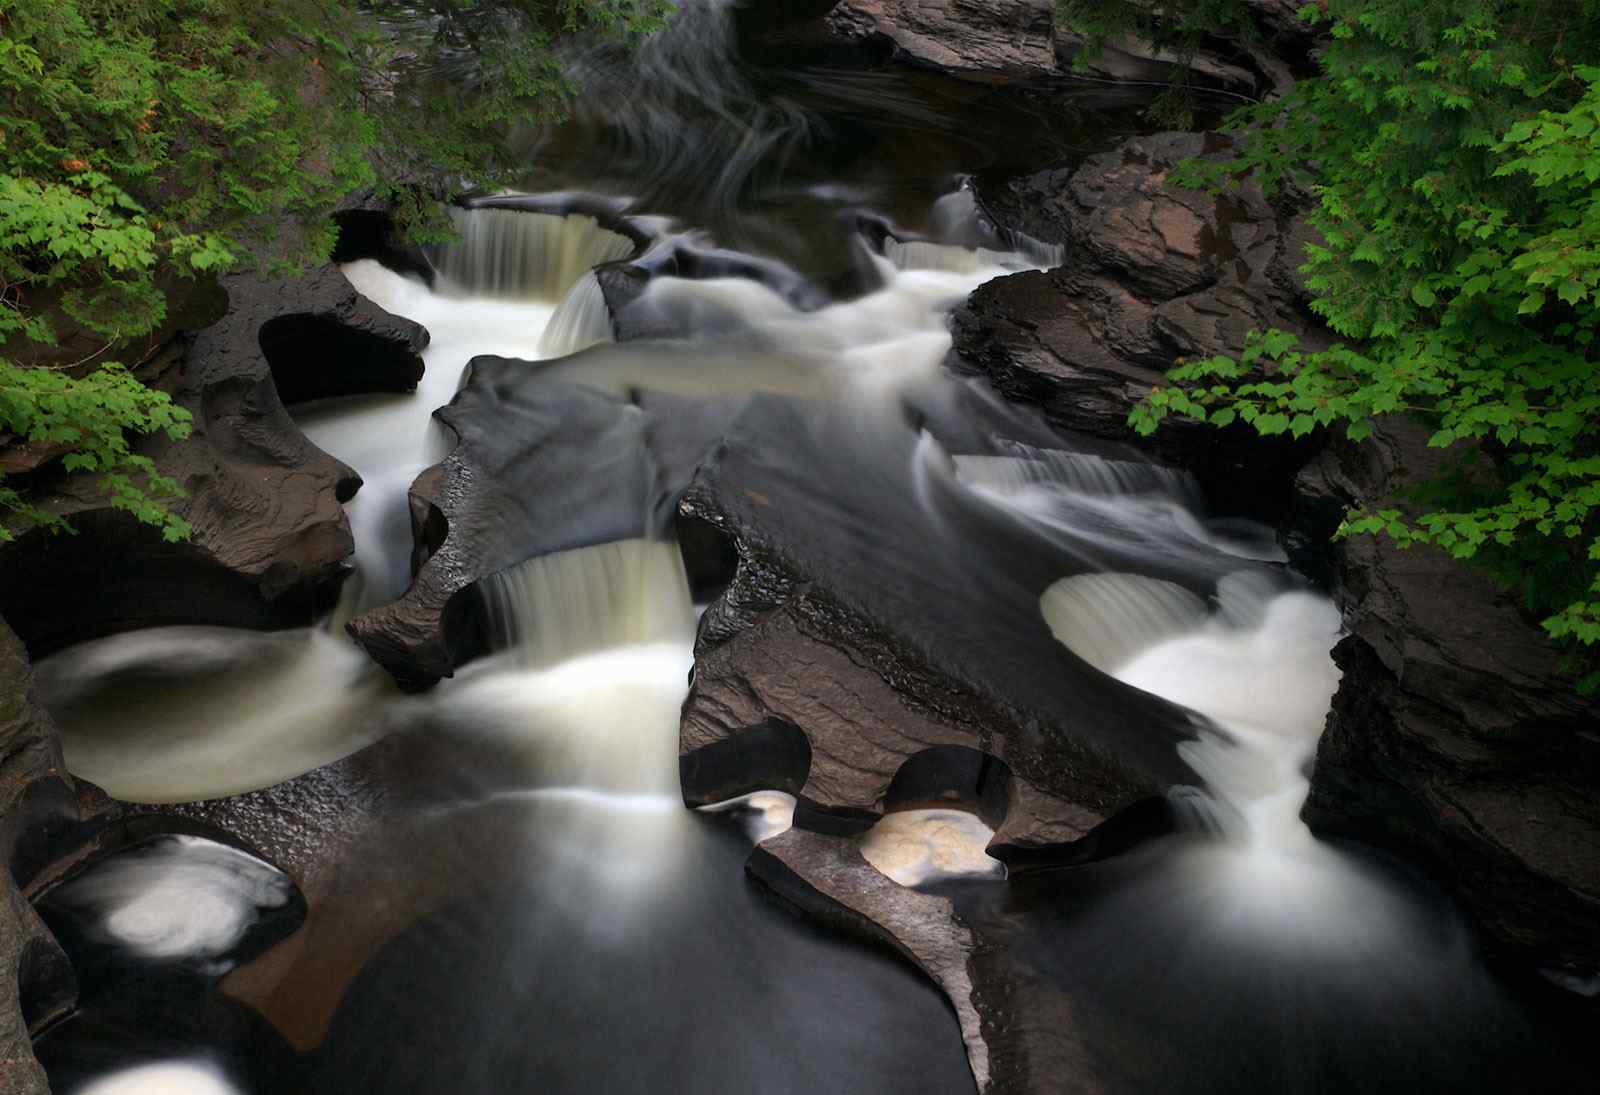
[698,790,797,843]
[1111,577,1344,848]
[55,837,291,969]
[859,809,1006,887]
[1039,573,1210,674]
[75,1060,241,1095]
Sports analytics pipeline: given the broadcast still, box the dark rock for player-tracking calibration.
[750,828,1007,1090]
[345,345,762,689]
[677,396,1254,849]
[954,131,1326,519]
[803,1,1303,96]
[347,370,650,689]
[255,265,428,405]
[331,208,436,286]
[1,618,72,1094]
[1299,421,1600,992]
[0,266,429,657]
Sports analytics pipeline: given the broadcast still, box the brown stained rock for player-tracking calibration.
[1,618,76,1094]
[0,266,428,658]
[956,131,1325,518]
[684,596,1110,848]
[676,398,1212,853]
[810,1,1297,96]
[1297,421,1600,991]
[825,0,1058,76]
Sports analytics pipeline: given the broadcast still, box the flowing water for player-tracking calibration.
[31,3,1583,1092]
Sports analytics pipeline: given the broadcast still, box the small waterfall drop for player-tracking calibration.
[482,539,696,671]
[428,207,635,300]
[883,238,1023,274]
[540,271,615,355]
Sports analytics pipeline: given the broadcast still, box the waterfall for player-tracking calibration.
[539,271,615,356]
[883,238,1023,274]
[427,207,635,300]
[1039,573,1210,675]
[481,539,695,671]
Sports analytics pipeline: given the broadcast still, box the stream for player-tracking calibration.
[26,3,1582,1093]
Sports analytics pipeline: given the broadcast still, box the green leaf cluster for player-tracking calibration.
[0,0,669,540]
[1119,1,1600,689]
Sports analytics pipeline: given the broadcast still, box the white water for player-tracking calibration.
[860,809,1007,887]
[51,837,291,971]
[540,271,614,355]
[697,790,798,844]
[427,208,635,300]
[39,626,387,804]
[75,1061,243,1095]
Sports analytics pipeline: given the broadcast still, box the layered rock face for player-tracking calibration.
[1298,423,1600,991]
[954,130,1323,516]
[1,620,75,1095]
[0,267,427,657]
[753,1,1310,96]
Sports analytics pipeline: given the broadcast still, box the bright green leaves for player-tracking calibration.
[0,357,193,542]
[1127,0,1600,688]
[1,0,665,542]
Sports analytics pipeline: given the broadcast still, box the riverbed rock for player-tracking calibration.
[1298,422,1600,994]
[749,825,1121,1094]
[346,363,675,689]
[1,618,77,1094]
[676,395,1244,852]
[774,1,1305,95]
[0,267,428,658]
[953,130,1324,518]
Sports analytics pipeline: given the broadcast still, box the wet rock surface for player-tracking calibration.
[0,619,72,1095]
[954,131,1324,518]
[344,362,739,689]
[758,1,1307,96]
[676,395,1228,850]
[1298,422,1600,993]
[346,365,657,689]
[0,267,427,658]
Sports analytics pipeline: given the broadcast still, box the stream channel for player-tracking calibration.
[24,4,1585,1093]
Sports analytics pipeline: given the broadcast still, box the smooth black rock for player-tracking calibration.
[0,266,427,657]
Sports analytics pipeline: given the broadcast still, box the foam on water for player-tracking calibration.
[540,271,615,355]
[52,837,291,971]
[75,1061,243,1095]
[697,790,798,843]
[860,809,1007,887]
[41,626,388,804]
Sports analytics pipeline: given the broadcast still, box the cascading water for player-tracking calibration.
[32,3,1583,1093]
[426,207,635,300]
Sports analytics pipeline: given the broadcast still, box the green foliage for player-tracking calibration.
[0,0,669,539]
[1124,1,1600,688]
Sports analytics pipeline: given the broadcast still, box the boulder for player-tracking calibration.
[1298,421,1600,994]
[0,267,428,658]
[345,365,657,689]
[677,395,1270,850]
[954,131,1324,518]
[343,361,750,689]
